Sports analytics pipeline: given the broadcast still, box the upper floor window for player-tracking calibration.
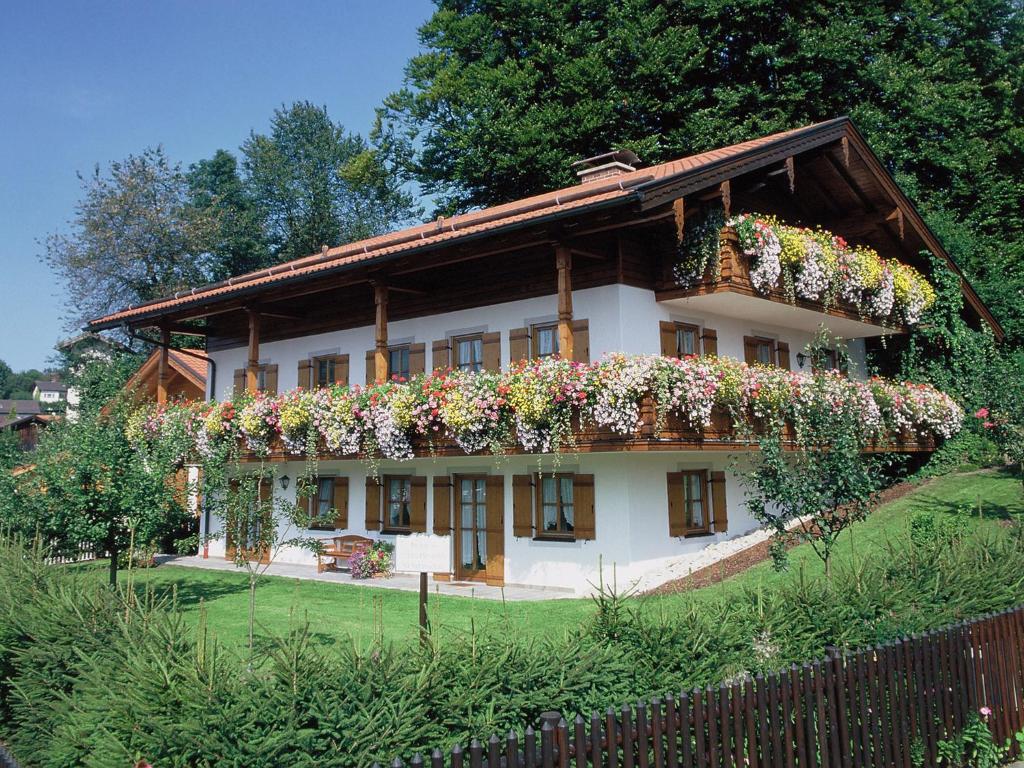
[675,323,700,358]
[454,334,484,373]
[389,345,411,382]
[313,356,336,388]
[384,476,412,532]
[744,336,776,367]
[532,323,559,360]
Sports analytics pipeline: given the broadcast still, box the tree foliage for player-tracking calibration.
[43,147,217,329]
[242,101,421,263]
[379,0,1024,341]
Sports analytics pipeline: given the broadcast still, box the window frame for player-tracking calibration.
[381,474,413,534]
[453,333,485,373]
[531,322,560,360]
[534,472,576,540]
[676,469,711,537]
[673,322,702,358]
[308,476,337,531]
[311,355,336,389]
[745,335,777,367]
[388,344,411,382]
[812,348,839,373]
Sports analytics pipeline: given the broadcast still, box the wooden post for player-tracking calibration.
[156,326,171,405]
[374,283,389,383]
[418,571,428,646]
[555,246,573,361]
[246,309,260,393]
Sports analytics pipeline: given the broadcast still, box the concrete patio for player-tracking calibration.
[157,554,576,602]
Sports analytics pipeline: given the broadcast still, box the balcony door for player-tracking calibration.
[454,475,504,584]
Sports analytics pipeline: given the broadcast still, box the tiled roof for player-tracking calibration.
[168,349,208,388]
[0,400,40,415]
[88,120,840,329]
[33,380,66,393]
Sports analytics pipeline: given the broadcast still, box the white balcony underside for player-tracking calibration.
[659,292,898,338]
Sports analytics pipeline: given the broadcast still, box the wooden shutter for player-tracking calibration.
[512,474,533,537]
[776,341,791,371]
[573,474,596,540]
[431,338,451,373]
[365,350,376,385]
[571,319,590,364]
[332,477,349,529]
[666,472,686,537]
[263,364,279,395]
[334,354,350,386]
[509,327,530,363]
[485,475,505,585]
[432,476,451,535]
[481,332,501,371]
[701,327,718,357]
[364,476,381,532]
[710,471,728,533]
[659,321,678,357]
[297,359,312,389]
[743,337,760,365]
[409,476,427,533]
[409,343,426,377]
[233,368,245,396]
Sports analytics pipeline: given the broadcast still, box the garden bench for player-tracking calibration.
[316,534,373,573]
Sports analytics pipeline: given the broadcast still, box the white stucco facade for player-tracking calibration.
[201,285,872,595]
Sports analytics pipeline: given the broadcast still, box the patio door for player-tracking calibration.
[225,478,272,564]
[454,475,504,585]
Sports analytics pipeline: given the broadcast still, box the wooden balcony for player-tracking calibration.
[242,399,935,463]
[655,227,907,338]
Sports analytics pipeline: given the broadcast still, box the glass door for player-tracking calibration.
[455,475,487,581]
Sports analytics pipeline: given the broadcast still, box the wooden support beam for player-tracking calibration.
[886,207,905,240]
[162,321,207,337]
[785,156,795,193]
[245,309,260,393]
[373,282,389,383]
[720,180,731,218]
[555,245,573,361]
[156,327,170,405]
[673,198,685,244]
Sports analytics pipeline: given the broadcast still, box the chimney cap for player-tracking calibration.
[571,149,641,183]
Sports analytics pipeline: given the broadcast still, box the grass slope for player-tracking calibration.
[78,469,1023,649]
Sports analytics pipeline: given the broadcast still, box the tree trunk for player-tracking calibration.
[248,573,257,654]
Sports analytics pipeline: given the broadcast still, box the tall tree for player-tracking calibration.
[379,0,1024,341]
[187,149,271,279]
[243,101,421,263]
[43,147,216,328]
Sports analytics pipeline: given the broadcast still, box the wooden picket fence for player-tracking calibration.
[45,542,102,565]
[380,606,1024,768]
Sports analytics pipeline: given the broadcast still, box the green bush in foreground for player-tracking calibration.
[1,518,1023,768]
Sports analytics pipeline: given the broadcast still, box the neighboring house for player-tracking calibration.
[57,332,131,420]
[32,378,67,405]
[123,347,208,404]
[87,118,1001,595]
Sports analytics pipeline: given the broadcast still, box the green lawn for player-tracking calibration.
[79,468,1023,650]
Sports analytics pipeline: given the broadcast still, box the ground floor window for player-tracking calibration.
[309,477,335,530]
[667,469,727,537]
[384,476,412,533]
[538,473,575,538]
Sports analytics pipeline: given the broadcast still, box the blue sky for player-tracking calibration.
[0,0,435,371]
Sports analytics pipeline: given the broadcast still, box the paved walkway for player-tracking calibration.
[158,554,576,602]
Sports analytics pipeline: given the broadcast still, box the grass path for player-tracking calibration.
[82,469,1023,649]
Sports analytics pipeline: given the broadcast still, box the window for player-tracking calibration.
[675,323,701,358]
[313,356,336,389]
[679,470,708,534]
[384,476,412,532]
[454,334,484,373]
[813,349,839,373]
[388,345,410,382]
[744,336,776,367]
[532,323,559,359]
[256,367,268,391]
[309,477,336,530]
[537,473,574,537]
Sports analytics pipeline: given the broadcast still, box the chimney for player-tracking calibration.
[571,149,640,184]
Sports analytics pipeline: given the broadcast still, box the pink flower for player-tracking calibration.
[975,407,989,419]
[980,706,992,718]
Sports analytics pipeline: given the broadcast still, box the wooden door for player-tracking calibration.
[225,479,272,564]
[454,475,488,582]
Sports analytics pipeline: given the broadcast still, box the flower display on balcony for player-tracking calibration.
[675,212,936,325]
[127,354,963,465]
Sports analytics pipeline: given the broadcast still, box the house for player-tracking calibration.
[32,378,67,405]
[123,347,208,404]
[87,118,998,595]
[1,412,55,450]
